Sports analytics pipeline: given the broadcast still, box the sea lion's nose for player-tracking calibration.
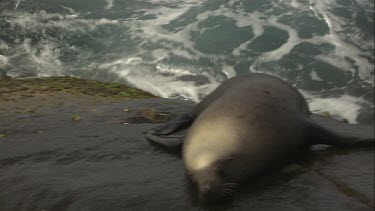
[202,185,211,194]
[199,184,219,201]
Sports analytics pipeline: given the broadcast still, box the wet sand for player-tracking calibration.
[0,77,373,211]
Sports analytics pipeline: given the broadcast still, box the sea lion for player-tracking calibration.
[146,73,374,201]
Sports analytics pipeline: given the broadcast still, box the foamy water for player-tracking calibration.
[0,0,373,123]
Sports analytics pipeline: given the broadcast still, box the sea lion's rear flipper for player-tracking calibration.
[308,114,374,147]
[146,113,193,148]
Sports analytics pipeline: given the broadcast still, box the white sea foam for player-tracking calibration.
[0,55,8,67]
[308,0,374,83]
[105,0,114,10]
[310,71,323,81]
[60,5,76,14]
[99,57,220,102]
[0,40,9,50]
[126,2,208,62]
[218,0,375,87]
[22,39,64,77]
[7,10,119,32]
[222,65,236,78]
[15,0,24,10]
[253,18,301,63]
[302,91,370,124]
[289,0,304,9]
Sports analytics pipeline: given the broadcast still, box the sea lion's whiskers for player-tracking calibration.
[222,189,234,196]
[223,182,239,187]
[222,183,239,190]
[222,183,238,193]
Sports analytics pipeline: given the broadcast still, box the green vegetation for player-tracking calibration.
[0,76,155,101]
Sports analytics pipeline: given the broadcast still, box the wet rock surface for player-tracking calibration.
[0,78,373,211]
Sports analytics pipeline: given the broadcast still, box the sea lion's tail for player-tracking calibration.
[307,114,374,147]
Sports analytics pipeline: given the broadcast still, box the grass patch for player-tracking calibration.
[0,76,156,100]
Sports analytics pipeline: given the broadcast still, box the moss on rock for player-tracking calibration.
[0,76,156,101]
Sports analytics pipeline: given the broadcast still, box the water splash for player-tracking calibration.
[15,0,23,10]
[105,0,114,10]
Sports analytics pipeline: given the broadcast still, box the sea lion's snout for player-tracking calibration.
[185,152,238,201]
[198,183,222,201]
[191,168,225,201]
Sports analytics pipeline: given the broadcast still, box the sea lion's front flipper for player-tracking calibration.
[308,114,374,147]
[146,113,193,148]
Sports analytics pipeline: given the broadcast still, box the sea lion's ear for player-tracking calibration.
[145,113,193,148]
[306,114,374,147]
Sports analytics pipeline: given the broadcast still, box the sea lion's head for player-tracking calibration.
[184,152,241,201]
[182,116,247,201]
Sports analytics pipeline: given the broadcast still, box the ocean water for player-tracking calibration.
[0,0,373,123]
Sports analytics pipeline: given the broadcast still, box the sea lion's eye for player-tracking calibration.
[217,167,230,180]
[225,156,233,161]
[217,157,235,178]
[214,156,232,172]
